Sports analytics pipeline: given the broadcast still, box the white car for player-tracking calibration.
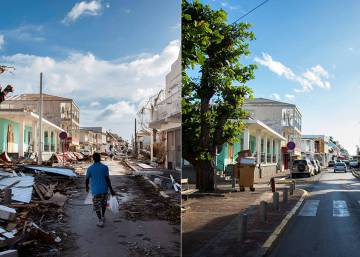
[311,160,320,174]
[334,162,347,173]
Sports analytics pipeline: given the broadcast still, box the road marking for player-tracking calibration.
[298,200,320,216]
[333,200,350,217]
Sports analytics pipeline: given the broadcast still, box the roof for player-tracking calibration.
[302,135,328,140]
[244,98,296,107]
[6,93,73,102]
[0,109,63,131]
[245,119,286,141]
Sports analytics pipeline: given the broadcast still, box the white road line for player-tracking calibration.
[333,200,350,217]
[298,200,320,216]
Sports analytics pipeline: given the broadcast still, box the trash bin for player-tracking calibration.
[236,159,256,192]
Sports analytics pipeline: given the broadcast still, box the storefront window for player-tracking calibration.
[51,131,55,152]
[44,131,49,152]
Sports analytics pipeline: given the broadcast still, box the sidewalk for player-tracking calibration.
[182,182,302,257]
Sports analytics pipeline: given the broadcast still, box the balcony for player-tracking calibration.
[149,90,181,128]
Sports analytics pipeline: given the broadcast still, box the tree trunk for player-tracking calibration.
[194,159,215,192]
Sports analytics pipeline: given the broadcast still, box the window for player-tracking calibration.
[261,139,265,163]
[267,139,271,163]
[51,132,55,152]
[44,131,49,151]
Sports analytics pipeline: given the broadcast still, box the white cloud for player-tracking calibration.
[62,0,102,24]
[0,34,4,50]
[255,53,332,93]
[254,53,295,80]
[90,101,100,107]
[270,93,281,100]
[0,40,179,139]
[97,101,136,120]
[284,94,295,100]
[4,25,45,42]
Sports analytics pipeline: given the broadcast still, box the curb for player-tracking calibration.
[257,188,309,257]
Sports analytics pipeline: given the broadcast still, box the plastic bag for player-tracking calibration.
[107,195,119,213]
[84,192,93,205]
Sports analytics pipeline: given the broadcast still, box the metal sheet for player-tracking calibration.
[0,175,34,203]
[138,163,153,169]
[25,165,77,177]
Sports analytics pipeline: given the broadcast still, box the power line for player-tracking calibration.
[232,0,270,24]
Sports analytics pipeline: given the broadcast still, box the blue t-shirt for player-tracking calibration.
[86,162,109,195]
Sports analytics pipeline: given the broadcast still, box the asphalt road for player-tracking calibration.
[269,168,360,257]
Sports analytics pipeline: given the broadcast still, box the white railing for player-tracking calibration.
[151,90,181,122]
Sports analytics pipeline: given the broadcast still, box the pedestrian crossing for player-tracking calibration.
[298,199,358,217]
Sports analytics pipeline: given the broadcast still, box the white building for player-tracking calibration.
[0,109,63,161]
[149,56,181,170]
[243,98,302,170]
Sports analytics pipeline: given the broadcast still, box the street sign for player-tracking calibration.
[59,131,67,140]
[287,141,296,150]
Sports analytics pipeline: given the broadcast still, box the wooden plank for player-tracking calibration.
[181,178,189,184]
[181,189,198,195]
[33,185,45,201]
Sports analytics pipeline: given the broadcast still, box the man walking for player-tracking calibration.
[86,152,115,227]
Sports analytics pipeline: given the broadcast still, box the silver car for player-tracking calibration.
[334,162,347,173]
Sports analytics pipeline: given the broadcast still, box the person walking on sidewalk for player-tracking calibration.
[86,152,115,227]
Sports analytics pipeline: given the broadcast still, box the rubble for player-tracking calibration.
[0,152,83,256]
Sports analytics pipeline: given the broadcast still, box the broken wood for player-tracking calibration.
[32,185,45,201]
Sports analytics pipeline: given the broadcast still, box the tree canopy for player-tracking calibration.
[182,0,257,190]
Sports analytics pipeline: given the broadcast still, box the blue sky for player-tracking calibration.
[0,0,180,140]
[202,0,360,154]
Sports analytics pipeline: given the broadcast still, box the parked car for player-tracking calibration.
[343,160,350,169]
[350,160,358,168]
[328,160,335,167]
[334,162,347,173]
[291,159,315,178]
[311,160,320,174]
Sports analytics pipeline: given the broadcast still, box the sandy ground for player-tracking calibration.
[62,160,180,257]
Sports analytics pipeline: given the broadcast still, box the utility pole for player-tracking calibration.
[134,118,137,158]
[38,72,43,165]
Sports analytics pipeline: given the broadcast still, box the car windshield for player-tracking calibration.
[336,163,345,166]
[294,160,307,165]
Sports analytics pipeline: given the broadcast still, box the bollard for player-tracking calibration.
[259,201,267,222]
[239,213,248,242]
[283,188,288,204]
[270,177,276,192]
[232,177,237,191]
[273,192,279,211]
[3,188,11,204]
[293,181,296,191]
[289,182,294,195]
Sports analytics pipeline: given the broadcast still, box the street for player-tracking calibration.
[62,160,180,257]
[269,168,360,257]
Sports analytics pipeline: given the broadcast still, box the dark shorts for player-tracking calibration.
[92,193,108,211]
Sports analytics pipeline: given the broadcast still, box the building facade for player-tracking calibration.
[2,94,80,151]
[80,127,107,153]
[243,98,302,169]
[301,135,330,166]
[149,56,181,170]
[216,119,286,182]
[0,109,63,160]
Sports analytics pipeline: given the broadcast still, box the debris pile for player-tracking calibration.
[122,175,180,225]
[0,164,78,256]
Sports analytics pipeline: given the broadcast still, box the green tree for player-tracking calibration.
[182,0,256,191]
